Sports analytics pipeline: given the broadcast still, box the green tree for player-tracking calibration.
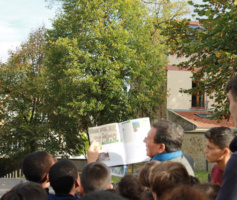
[0,0,191,161]
[0,27,60,159]
[45,0,168,142]
[163,0,237,119]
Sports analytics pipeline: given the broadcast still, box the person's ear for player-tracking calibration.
[46,173,50,182]
[152,192,159,200]
[79,176,85,196]
[157,143,166,153]
[79,185,85,196]
[74,178,80,190]
[41,173,50,188]
[109,183,113,190]
[223,148,231,156]
[41,173,49,183]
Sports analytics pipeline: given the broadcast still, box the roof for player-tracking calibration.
[189,21,202,26]
[166,65,201,71]
[174,111,236,128]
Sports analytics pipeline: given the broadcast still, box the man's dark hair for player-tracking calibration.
[1,182,47,200]
[80,190,125,200]
[152,119,184,152]
[49,159,78,195]
[205,127,235,149]
[22,151,54,183]
[226,74,237,99]
[80,162,111,194]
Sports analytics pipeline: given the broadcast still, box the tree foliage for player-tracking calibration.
[0,0,192,160]
[45,0,169,139]
[163,0,237,119]
[0,26,89,159]
[0,27,54,158]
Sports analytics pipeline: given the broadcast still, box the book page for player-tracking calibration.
[109,165,127,177]
[120,117,150,164]
[88,123,126,166]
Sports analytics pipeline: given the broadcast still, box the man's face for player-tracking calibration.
[228,91,237,125]
[143,127,161,158]
[204,139,225,163]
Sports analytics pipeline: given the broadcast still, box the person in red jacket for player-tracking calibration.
[204,127,235,185]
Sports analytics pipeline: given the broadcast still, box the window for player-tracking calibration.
[191,82,205,109]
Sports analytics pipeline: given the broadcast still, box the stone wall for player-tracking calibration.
[182,130,214,171]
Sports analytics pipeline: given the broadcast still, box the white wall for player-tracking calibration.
[167,55,216,110]
[168,55,190,65]
[167,70,192,110]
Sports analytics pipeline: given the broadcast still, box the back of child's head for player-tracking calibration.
[161,185,208,200]
[80,162,111,194]
[205,127,235,149]
[49,159,78,194]
[117,175,143,200]
[138,161,160,189]
[194,183,221,200]
[1,182,47,200]
[80,190,125,200]
[149,161,190,198]
[22,151,55,183]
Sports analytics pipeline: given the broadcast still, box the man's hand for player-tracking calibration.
[87,141,102,163]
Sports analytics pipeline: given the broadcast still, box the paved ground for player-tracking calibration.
[0,178,55,197]
[0,178,26,197]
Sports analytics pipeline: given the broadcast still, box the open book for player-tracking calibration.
[88,117,151,167]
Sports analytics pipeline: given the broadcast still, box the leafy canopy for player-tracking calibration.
[46,0,168,134]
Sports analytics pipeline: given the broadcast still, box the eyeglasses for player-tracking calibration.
[143,136,153,143]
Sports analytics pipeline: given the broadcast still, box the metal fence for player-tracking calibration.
[2,169,24,178]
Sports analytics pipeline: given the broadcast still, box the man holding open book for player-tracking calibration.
[87,119,194,176]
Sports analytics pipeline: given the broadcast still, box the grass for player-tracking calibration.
[195,171,210,183]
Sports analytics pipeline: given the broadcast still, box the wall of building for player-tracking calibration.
[167,70,192,110]
[168,55,190,65]
[167,55,217,111]
[167,70,216,110]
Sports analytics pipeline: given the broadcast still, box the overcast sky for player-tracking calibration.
[0,0,203,63]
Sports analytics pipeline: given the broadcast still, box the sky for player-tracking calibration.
[0,0,58,63]
[0,0,203,63]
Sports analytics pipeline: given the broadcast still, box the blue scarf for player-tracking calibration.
[151,150,182,161]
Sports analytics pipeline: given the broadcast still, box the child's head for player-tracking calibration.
[138,161,160,189]
[194,183,220,200]
[161,185,208,200]
[1,182,47,200]
[80,162,112,194]
[205,127,235,149]
[205,127,235,163]
[22,151,55,186]
[49,159,79,195]
[149,161,190,200]
[117,175,143,200]
[80,190,125,200]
